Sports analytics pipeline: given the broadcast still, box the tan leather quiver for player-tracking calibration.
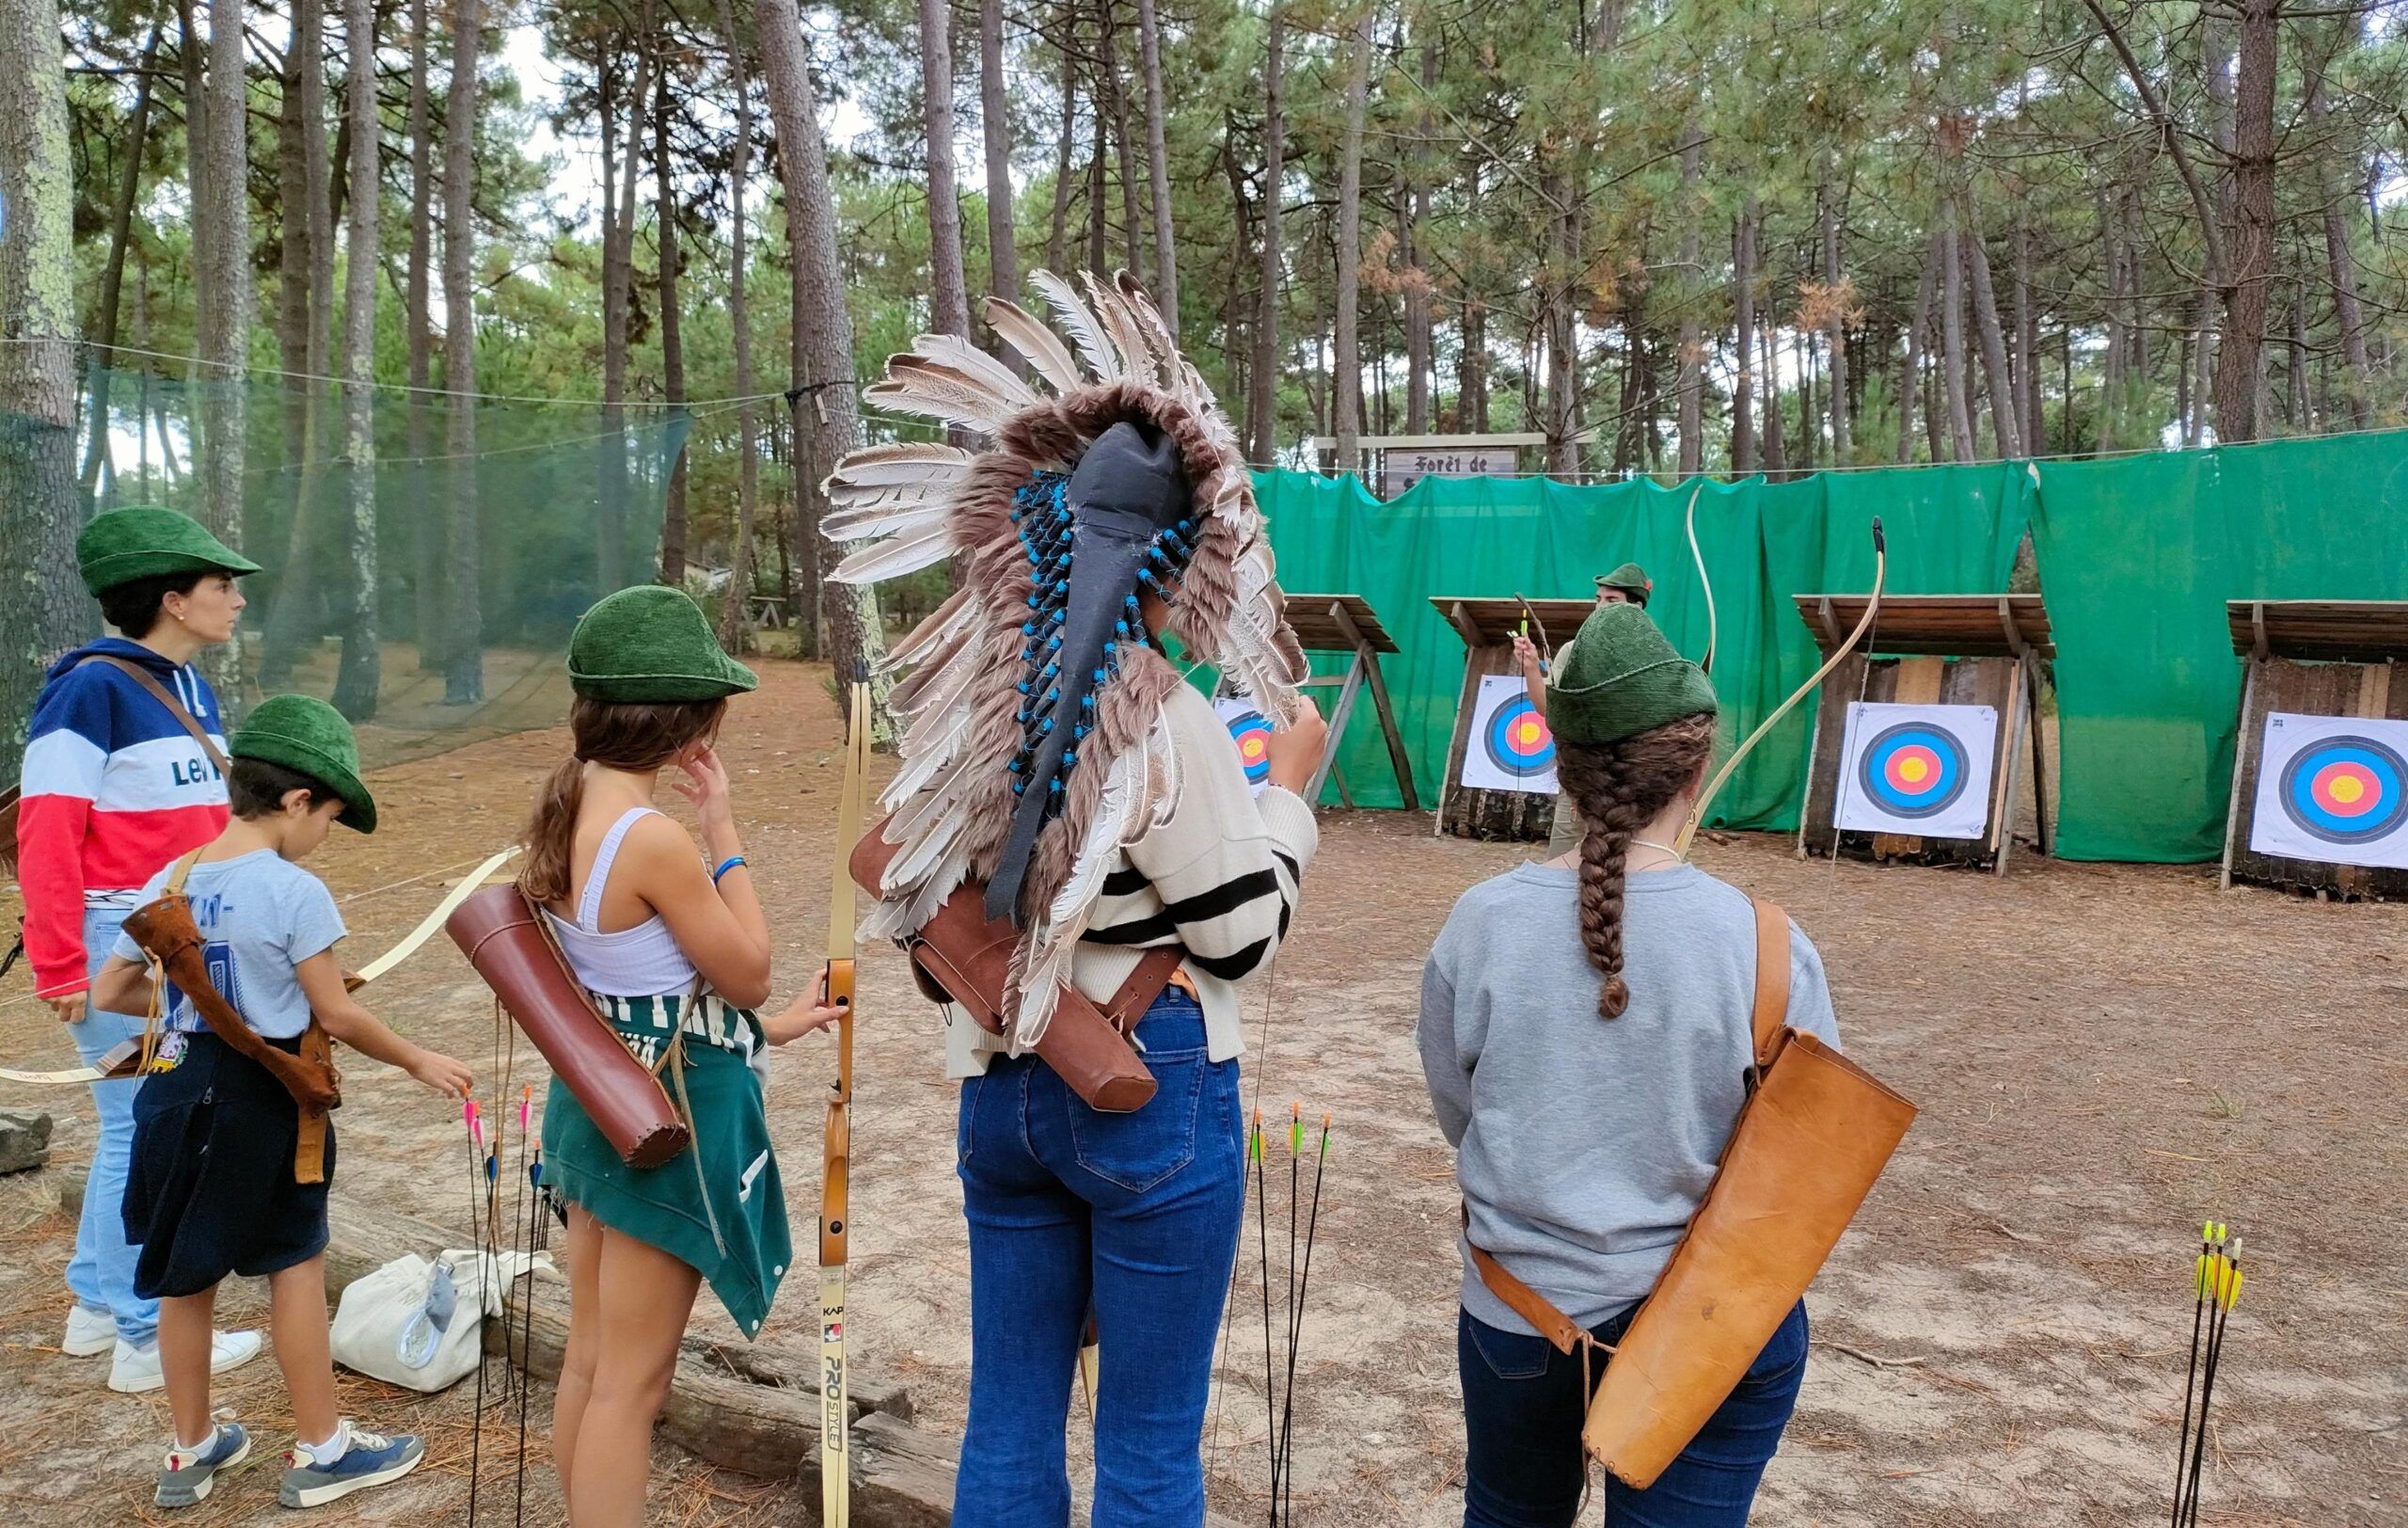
[848,824,1168,1113]
[446,883,690,1169]
[1469,898,1916,1490]
[120,857,342,1186]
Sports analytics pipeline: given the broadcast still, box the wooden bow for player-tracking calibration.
[820,682,871,1526]
[1675,518,1886,857]
[1684,482,1717,676]
[1,846,519,1088]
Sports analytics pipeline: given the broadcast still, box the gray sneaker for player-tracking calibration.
[277,1424,426,1508]
[156,1423,252,1508]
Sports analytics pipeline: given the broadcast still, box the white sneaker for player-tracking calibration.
[62,1304,117,1358]
[108,1329,265,1393]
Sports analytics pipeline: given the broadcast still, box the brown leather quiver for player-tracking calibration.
[446,883,691,1169]
[1576,899,1917,1488]
[120,894,341,1185]
[849,824,1168,1113]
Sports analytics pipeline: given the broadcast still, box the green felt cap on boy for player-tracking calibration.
[76,505,262,595]
[1547,602,1718,746]
[568,585,758,705]
[233,693,378,834]
[1595,563,1653,605]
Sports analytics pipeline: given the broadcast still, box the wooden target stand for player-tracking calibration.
[1429,597,1593,840]
[2220,599,2408,899]
[1216,593,1418,810]
[1796,594,2054,873]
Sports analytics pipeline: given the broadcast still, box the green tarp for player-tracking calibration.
[1251,426,2408,864]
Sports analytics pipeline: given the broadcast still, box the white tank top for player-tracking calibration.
[545,806,702,997]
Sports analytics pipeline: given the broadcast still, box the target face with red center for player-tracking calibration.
[2250,713,2408,867]
[1834,702,1998,840]
[1213,698,1275,796]
[1483,695,1557,780]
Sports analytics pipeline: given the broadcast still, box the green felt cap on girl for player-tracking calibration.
[1546,602,1717,746]
[232,693,377,833]
[567,585,758,704]
[76,505,261,595]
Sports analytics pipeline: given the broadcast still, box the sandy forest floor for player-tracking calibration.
[2,658,2404,1526]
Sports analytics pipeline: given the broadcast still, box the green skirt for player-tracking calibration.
[542,993,792,1338]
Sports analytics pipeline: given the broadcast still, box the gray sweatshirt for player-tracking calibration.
[1418,861,1840,1336]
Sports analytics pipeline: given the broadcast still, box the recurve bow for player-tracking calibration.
[820,682,871,1527]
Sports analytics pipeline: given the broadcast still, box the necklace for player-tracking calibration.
[1545,837,1687,872]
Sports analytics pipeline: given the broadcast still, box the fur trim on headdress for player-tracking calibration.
[827,271,1306,1043]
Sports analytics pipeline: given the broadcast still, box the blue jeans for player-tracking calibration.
[1457,1300,1809,1527]
[65,906,159,1346]
[952,993,1245,1528]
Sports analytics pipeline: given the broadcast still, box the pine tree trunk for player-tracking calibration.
[1895,236,1935,463]
[0,0,86,750]
[1962,230,2022,457]
[920,0,972,342]
[656,71,689,584]
[1674,119,1703,478]
[1938,205,1974,461]
[77,19,164,503]
[599,28,656,595]
[2305,46,2370,426]
[1731,204,1756,474]
[716,0,759,651]
[1330,7,1371,474]
[1133,0,1176,313]
[2012,218,2037,452]
[1541,163,1578,477]
[2210,0,2275,443]
[1044,37,1076,276]
[264,0,338,687]
[757,0,890,698]
[406,0,439,671]
[1796,326,1816,470]
[788,246,820,656]
[1245,2,1284,467]
[1098,0,1142,276]
[331,0,381,720]
[1819,175,1850,463]
[980,0,1017,310]
[1085,98,1107,278]
[193,0,252,701]
[440,0,483,704]
[1760,320,1787,478]
[1402,38,1433,435]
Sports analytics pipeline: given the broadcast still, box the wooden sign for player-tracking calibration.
[1381,447,1515,497]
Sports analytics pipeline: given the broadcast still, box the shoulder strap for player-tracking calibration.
[1748,898,1791,1071]
[166,849,204,897]
[84,656,229,775]
[578,806,660,931]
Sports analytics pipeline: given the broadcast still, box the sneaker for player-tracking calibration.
[108,1329,266,1393]
[277,1424,426,1508]
[155,1422,252,1508]
[62,1304,116,1358]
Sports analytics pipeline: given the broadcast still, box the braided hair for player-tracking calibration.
[1552,711,1718,1019]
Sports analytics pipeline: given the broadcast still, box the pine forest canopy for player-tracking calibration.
[3,0,2405,768]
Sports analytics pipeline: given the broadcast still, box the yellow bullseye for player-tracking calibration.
[2330,775,2365,805]
[1897,756,1930,785]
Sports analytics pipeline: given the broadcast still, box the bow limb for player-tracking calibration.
[1675,518,1886,857]
[820,681,870,1528]
[1685,483,1717,676]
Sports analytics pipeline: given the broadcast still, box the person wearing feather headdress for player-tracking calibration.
[827,272,1326,1527]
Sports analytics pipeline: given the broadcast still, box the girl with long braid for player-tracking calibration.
[1418,602,1842,1527]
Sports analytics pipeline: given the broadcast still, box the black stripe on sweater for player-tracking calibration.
[1187,935,1275,982]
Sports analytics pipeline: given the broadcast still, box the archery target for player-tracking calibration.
[1214,698,1275,796]
[1834,702,1998,840]
[2248,712,2408,869]
[1459,675,1559,794]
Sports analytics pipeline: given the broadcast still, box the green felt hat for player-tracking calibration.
[568,585,758,704]
[1595,563,1653,604]
[1546,602,1717,746]
[76,505,262,595]
[232,693,376,834]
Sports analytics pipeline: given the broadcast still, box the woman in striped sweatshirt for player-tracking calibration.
[17,507,268,1394]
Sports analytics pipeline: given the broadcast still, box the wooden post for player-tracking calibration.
[1326,598,1420,811]
[2219,655,2261,891]
[1308,648,1367,804]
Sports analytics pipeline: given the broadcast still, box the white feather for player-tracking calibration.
[885,590,976,673]
[879,738,959,811]
[864,357,1027,435]
[825,441,976,488]
[823,498,950,546]
[831,523,953,584]
[984,298,1085,394]
[1030,269,1122,381]
[1082,272,1157,382]
[914,332,1044,414]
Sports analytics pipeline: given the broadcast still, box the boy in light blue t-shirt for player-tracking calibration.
[92,696,471,1511]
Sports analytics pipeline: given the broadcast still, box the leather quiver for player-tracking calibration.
[848,824,1165,1113]
[446,883,690,1169]
[120,894,341,1185]
[1579,899,1916,1488]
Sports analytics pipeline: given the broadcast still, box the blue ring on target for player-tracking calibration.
[1225,708,1274,786]
[1483,695,1556,779]
[1856,722,1969,820]
[2275,734,2408,845]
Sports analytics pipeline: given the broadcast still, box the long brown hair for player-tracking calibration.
[519,696,727,906]
[1552,711,1717,1019]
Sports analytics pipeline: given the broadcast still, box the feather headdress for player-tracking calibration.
[828,270,1307,1043]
